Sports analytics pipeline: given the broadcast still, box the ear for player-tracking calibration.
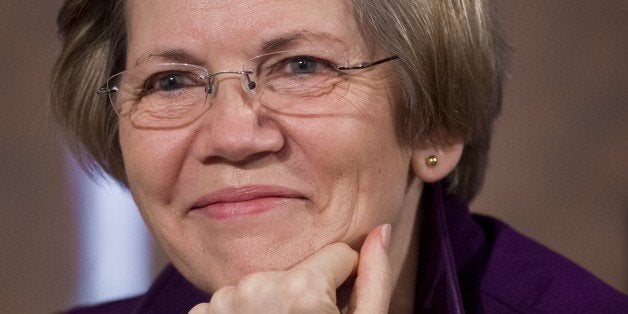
[411,140,464,183]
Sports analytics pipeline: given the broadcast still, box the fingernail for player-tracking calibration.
[380,223,391,253]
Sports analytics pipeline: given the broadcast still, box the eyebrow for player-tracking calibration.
[134,49,203,67]
[133,30,347,66]
[261,30,345,53]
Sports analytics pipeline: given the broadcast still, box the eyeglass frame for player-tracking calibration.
[95,52,399,127]
[96,54,399,96]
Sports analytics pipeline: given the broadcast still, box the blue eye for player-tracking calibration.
[158,74,187,91]
[141,71,200,95]
[289,57,318,74]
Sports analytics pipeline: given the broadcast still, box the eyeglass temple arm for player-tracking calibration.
[97,85,118,95]
[336,55,399,71]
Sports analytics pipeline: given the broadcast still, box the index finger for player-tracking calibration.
[349,224,392,313]
[293,242,359,288]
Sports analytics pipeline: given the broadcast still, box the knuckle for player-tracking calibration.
[208,286,235,311]
[236,272,277,298]
[282,269,338,312]
[211,286,232,300]
[187,303,209,314]
[284,269,316,293]
[294,291,335,312]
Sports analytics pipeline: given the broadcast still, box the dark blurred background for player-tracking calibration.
[1,0,626,312]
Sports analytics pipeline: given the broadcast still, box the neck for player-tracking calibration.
[337,180,422,313]
[388,181,422,313]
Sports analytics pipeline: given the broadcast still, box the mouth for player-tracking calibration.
[189,185,307,220]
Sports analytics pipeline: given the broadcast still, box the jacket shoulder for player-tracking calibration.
[474,215,628,312]
[61,264,208,313]
[64,296,142,314]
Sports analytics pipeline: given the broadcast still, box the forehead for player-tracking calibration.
[125,0,366,66]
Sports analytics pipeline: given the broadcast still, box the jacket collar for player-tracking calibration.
[415,181,486,313]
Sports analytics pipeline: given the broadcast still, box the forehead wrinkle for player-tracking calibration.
[127,1,363,67]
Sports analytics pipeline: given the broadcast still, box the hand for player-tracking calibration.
[189,224,392,314]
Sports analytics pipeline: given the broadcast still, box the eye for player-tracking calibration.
[158,74,187,91]
[289,56,319,74]
[143,71,200,94]
[249,52,342,85]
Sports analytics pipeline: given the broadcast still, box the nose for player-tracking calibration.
[191,74,285,163]
[204,70,256,95]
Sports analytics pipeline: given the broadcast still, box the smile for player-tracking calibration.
[190,185,307,220]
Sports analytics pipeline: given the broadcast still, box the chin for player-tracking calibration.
[176,233,324,292]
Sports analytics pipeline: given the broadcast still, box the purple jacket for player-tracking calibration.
[67,182,628,313]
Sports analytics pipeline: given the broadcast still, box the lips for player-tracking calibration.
[190,185,306,220]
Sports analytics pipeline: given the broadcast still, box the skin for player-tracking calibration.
[121,0,463,312]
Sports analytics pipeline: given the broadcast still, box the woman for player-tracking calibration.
[52,0,626,313]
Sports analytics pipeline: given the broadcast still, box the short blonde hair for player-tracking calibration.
[51,0,506,200]
[352,0,507,199]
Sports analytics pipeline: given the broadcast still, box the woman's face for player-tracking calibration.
[121,0,421,292]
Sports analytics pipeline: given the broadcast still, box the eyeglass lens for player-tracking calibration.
[106,50,386,128]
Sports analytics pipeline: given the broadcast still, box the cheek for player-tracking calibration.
[119,122,191,205]
[285,102,411,241]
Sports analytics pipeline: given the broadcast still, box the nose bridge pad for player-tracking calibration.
[243,71,256,91]
[205,71,258,108]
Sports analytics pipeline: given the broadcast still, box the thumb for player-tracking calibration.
[348,224,393,313]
